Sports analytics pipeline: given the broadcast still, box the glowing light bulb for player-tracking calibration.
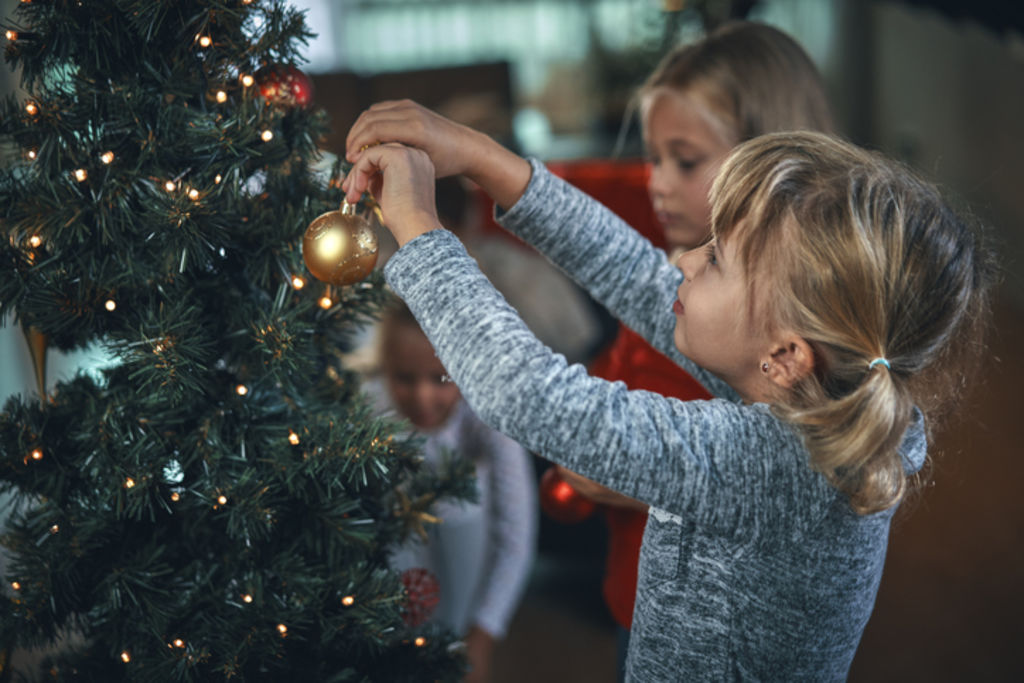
[242,593,253,603]
[124,477,135,489]
[319,296,332,309]
[216,90,227,103]
[277,624,288,636]
[6,30,17,41]
[120,651,131,663]
[241,74,254,87]
[164,180,176,193]
[104,299,117,311]
[260,129,273,142]
[214,174,223,184]
[188,188,200,201]
[28,235,41,248]
[290,275,305,290]
[26,149,37,160]
[172,638,185,648]
[24,101,37,115]
[170,491,181,502]
[288,430,300,445]
[30,448,43,461]
[11,581,21,591]
[217,495,228,505]
[414,636,426,647]
[100,151,114,164]
[197,35,212,48]
[341,595,354,606]
[73,168,88,182]
[235,384,248,396]
[49,524,59,534]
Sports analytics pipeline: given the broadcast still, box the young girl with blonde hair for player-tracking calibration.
[339,102,993,680]
[574,24,836,674]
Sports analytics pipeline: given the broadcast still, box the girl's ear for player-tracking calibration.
[762,335,815,389]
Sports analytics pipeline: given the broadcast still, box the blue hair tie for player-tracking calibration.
[868,357,890,370]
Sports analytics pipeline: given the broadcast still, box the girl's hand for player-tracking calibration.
[345,99,532,211]
[346,99,481,179]
[341,142,442,246]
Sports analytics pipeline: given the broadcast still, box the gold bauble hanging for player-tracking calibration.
[302,199,378,286]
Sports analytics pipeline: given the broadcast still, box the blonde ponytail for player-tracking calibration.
[711,132,996,514]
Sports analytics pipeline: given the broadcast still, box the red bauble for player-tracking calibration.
[539,466,596,524]
[400,567,441,627]
[256,64,313,108]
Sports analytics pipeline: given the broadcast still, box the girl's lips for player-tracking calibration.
[673,300,684,315]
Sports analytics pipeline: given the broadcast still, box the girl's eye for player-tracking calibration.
[706,244,718,265]
[676,158,700,172]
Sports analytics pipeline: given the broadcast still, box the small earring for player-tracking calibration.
[761,362,770,373]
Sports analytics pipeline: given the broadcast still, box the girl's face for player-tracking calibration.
[383,323,461,430]
[643,89,735,251]
[672,235,770,402]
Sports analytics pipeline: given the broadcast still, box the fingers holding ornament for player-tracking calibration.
[341,143,441,247]
[302,198,379,287]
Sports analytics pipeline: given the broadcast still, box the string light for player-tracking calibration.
[6,30,17,41]
[164,180,176,193]
[170,491,181,502]
[28,235,41,248]
[120,651,131,663]
[124,477,135,489]
[10,581,20,591]
[341,595,354,606]
[414,637,426,647]
[235,384,248,396]
[214,174,223,184]
[100,151,115,164]
[187,188,200,201]
[30,448,43,461]
[172,638,185,648]
[288,430,300,445]
[217,494,228,505]
[277,624,288,636]
[73,168,88,182]
[241,74,254,87]
[24,101,37,115]
[216,90,227,103]
[196,34,212,48]
[49,524,59,534]
[260,129,274,142]
[242,593,253,603]
[26,148,37,160]
[319,296,332,309]
[105,299,117,311]
[290,275,305,290]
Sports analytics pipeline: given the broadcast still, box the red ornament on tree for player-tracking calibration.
[539,466,596,524]
[400,567,441,627]
[255,64,313,108]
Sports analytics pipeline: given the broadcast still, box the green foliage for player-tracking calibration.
[0,1,470,680]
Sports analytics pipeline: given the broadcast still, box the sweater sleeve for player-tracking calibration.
[469,427,537,638]
[497,158,737,402]
[384,229,835,539]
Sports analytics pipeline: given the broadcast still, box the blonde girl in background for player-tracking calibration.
[367,300,537,683]
[575,21,836,678]
[339,100,993,680]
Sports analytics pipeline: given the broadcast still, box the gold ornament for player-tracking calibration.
[302,199,378,286]
[20,323,48,399]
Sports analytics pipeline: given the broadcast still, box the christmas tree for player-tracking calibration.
[0,1,471,680]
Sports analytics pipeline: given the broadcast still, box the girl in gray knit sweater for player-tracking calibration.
[340,102,993,681]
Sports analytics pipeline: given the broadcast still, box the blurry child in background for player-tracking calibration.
[367,300,537,683]
[560,21,836,679]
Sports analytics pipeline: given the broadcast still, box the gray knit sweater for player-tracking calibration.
[384,159,926,681]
